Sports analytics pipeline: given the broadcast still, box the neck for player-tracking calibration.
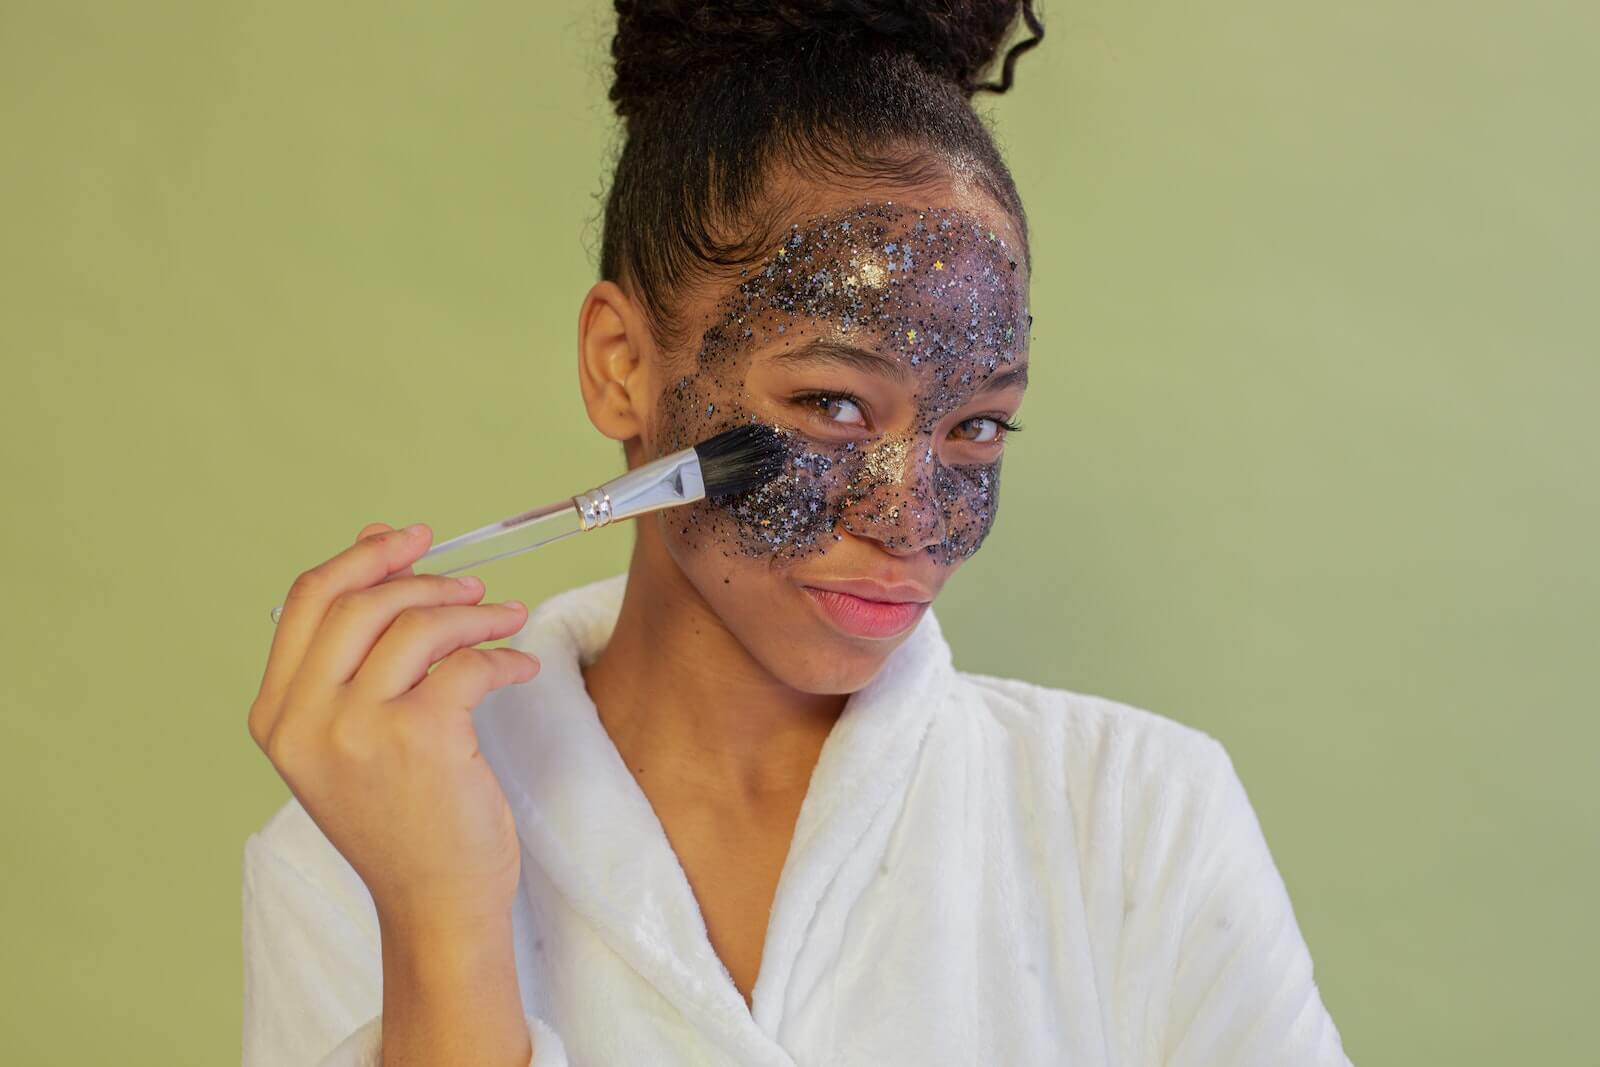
[581,530,844,804]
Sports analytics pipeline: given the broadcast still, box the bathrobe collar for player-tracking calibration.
[474,571,956,1064]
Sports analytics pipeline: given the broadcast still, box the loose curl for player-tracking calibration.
[597,0,1046,354]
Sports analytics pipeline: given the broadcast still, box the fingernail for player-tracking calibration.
[455,575,480,588]
[404,523,427,536]
[505,600,525,612]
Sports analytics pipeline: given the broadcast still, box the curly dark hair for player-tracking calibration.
[598,0,1046,354]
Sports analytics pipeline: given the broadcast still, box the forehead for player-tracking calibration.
[686,200,1031,376]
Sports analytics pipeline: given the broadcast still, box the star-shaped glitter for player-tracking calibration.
[933,259,945,270]
[906,329,918,342]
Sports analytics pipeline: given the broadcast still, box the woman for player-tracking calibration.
[243,3,1354,1064]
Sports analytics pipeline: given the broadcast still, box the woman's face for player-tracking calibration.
[642,196,1031,693]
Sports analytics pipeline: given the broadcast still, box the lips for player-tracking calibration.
[800,576,933,604]
[801,585,929,639]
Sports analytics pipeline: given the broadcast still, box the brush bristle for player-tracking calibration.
[693,423,788,498]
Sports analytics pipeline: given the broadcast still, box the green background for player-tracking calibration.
[2,1,1594,1062]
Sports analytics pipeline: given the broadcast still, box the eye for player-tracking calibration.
[951,415,1023,444]
[792,391,867,428]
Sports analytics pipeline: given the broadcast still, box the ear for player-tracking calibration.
[576,280,656,449]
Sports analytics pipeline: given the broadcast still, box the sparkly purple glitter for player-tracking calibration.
[652,201,1030,566]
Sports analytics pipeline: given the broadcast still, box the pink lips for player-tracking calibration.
[802,586,929,639]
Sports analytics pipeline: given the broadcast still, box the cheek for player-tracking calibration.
[929,459,1003,563]
[652,369,868,564]
[720,442,858,559]
[653,369,748,455]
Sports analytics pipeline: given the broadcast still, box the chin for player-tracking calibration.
[759,624,904,695]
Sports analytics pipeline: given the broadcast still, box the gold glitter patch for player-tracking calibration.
[860,435,910,485]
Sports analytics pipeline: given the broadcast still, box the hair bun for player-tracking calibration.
[609,0,1043,119]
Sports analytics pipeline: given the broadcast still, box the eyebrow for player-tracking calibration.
[766,339,1029,393]
[978,363,1030,393]
[767,339,911,383]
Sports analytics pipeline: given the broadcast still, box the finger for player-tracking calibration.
[401,645,541,718]
[357,523,418,581]
[256,523,433,720]
[354,599,532,701]
[296,572,491,691]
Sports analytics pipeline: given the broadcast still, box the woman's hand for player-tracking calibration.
[248,522,539,934]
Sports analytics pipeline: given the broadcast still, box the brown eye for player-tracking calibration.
[797,392,866,427]
[951,414,1022,444]
[952,417,1001,443]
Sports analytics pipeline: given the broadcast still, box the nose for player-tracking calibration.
[837,434,948,555]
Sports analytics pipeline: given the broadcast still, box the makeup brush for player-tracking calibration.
[267,423,787,624]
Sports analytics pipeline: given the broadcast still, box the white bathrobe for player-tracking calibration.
[242,571,1353,1066]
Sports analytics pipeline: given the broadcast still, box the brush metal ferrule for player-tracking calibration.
[573,445,706,531]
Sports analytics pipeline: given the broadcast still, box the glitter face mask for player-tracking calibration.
[653,200,1031,567]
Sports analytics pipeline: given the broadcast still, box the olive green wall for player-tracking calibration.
[2,2,1593,1062]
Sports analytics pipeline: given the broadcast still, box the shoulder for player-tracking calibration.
[953,669,1230,788]
[945,669,1239,837]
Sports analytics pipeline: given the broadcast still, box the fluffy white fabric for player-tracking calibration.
[242,571,1353,1065]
